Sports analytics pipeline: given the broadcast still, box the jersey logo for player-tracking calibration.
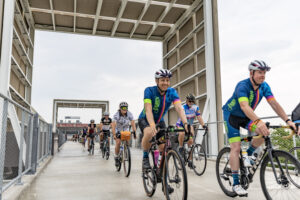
[153,97,160,114]
[228,99,236,111]
[249,90,254,106]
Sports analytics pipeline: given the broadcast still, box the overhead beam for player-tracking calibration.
[111,0,128,36]
[147,0,176,39]
[128,0,189,9]
[73,0,76,32]
[31,7,173,28]
[92,0,103,35]
[49,0,55,31]
[130,0,151,38]
[164,0,202,41]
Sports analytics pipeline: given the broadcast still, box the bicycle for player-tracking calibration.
[115,131,134,177]
[142,125,188,200]
[88,136,95,155]
[181,127,208,176]
[216,122,300,200]
[101,130,110,160]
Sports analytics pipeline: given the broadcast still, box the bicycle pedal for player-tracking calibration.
[220,174,229,181]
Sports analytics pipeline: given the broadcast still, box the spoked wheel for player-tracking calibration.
[216,147,237,197]
[123,144,131,177]
[163,149,188,200]
[116,150,122,172]
[142,151,157,197]
[91,144,94,155]
[102,143,105,158]
[105,145,110,160]
[288,147,300,188]
[191,144,207,176]
[260,150,300,200]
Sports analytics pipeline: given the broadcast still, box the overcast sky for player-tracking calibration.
[31,0,300,123]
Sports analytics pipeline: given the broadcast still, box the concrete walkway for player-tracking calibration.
[20,141,299,200]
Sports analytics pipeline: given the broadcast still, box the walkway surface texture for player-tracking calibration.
[21,141,299,200]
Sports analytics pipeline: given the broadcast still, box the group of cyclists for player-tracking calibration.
[76,60,300,198]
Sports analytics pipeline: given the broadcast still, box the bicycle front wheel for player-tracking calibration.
[163,149,188,200]
[260,150,300,200]
[123,144,131,177]
[142,151,157,197]
[191,144,207,176]
[215,147,237,197]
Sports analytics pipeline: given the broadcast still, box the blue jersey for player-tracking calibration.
[176,104,201,126]
[223,78,275,118]
[139,86,181,123]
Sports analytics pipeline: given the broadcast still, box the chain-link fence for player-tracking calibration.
[0,93,52,200]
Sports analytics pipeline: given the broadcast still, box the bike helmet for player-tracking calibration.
[119,101,128,108]
[155,69,172,79]
[186,93,195,102]
[248,60,271,71]
[90,119,95,123]
[103,112,109,116]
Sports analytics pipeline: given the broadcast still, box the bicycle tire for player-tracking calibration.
[123,144,131,177]
[163,149,188,200]
[216,147,237,197]
[191,144,207,176]
[142,151,157,197]
[116,148,122,172]
[260,150,300,200]
[105,145,110,160]
[102,143,105,158]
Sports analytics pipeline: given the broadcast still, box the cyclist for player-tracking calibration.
[112,102,137,166]
[99,112,112,150]
[87,119,97,152]
[81,126,88,147]
[139,69,190,170]
[222,60,297,196]
[176,93,207,167]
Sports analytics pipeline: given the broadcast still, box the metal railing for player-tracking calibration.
[0,93,52,200]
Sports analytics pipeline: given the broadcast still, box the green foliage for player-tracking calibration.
[271,128,300,159]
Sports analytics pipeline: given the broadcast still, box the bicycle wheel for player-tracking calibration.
[116,151,122,172]
[191,144,207,176]
[123,144,131,177]
[142,151,157,197]
[102,143,105,158]
[105,144,110,160]
[288,147,300,188]
[260,150,300,200]
[163,149,188,200]
[216,147,237,197]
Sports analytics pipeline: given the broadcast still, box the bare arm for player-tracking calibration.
[111,121,116,138]
[174,103,188,124]
[240,101,260,121]
[131,120,136,132]
[145,103,155,126]
[196,115,205,127]
[99,123,103,132]
[268,99,289,121]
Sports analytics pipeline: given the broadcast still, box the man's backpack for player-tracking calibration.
[292,103,300,121]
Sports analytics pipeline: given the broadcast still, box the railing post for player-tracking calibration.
[16,111,25,185]
[27,114,34,172]
[0,99,9,200]
[28,114,39,174]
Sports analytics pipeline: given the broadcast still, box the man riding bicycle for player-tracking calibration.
[222,60,297,196]
[87,119,97,152]
[112,102,137,166]
[176,93,207,167]
[138,69,190,171]
[99,112,112,150]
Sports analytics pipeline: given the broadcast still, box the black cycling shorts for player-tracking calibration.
[87,134,95,138]
[138,118,166,137]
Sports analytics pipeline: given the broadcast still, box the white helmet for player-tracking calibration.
[119,101,128,108]
[155,69,172,79]
[103,112,109,116]
[248,60,271,71]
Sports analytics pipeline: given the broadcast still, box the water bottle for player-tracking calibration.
[157,152,162,168]
[154,150,159,166]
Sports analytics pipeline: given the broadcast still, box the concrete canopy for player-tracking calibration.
[28,0,198,41]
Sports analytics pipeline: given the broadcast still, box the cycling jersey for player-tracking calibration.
[113,111,134,132]
[176,104,201,127]
[101,117,112,131]
[223,78,275,117]
[88,124,96,134]
[139,86,181,123]
[82,128,87,135]
[223,78,276,144]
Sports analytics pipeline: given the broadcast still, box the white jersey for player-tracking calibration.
[113,111,134,132]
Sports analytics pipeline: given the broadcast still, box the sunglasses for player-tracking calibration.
[188,100,195,103]
[121,106,128,110]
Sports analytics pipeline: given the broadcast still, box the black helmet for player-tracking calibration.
[186,93,195,102]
